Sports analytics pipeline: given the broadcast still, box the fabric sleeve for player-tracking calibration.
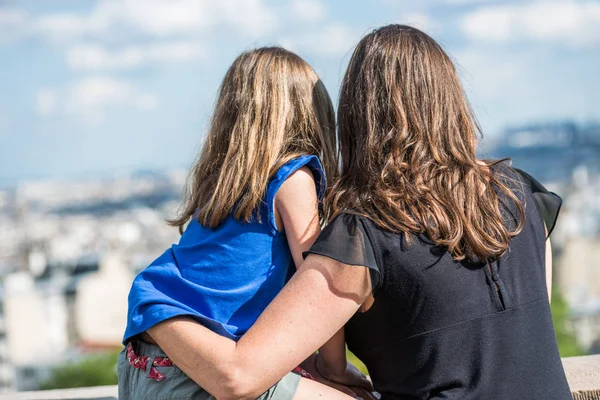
[303,213,382,294]
[514,168,562,238]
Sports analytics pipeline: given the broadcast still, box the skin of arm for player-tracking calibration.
[545,227,552,302]
[148,254,372,400]
[273,167,349,379]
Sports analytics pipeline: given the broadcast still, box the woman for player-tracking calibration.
[147,25,571,400]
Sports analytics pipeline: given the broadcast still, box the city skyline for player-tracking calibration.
[1,0,599,184]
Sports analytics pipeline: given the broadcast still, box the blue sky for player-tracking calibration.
[1,0,599,184]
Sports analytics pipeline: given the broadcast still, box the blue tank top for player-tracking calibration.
[123,155,326,343]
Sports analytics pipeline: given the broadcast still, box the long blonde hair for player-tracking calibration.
[170,47,337,232]
[334,25,524,263]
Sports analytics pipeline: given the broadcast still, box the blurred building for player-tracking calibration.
[1,254,135,391]
[0,291,12,390]
[3,271,68,391]
[0,170,183,390]
[489,121,600,354]
[75,254,133,347]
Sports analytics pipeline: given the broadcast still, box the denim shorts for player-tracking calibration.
[117,340,300,400]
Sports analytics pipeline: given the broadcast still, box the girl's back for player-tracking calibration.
[122,46,337,345]
[124,155,325,341]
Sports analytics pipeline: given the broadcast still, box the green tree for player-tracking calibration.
[551,290,586,357]
[39,350,120,390]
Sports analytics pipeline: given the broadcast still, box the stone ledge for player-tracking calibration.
[0,355,598,399]
[564,355,600,400]
[0,385,117,399]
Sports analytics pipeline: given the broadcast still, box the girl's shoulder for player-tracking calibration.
[268,155,326,201]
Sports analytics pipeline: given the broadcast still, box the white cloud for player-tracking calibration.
[26,0,277,42]
[3,0,276,73]
[0,106,7,134]
[37,77,158,124]
[95,0,212,37]
[216,0,278,37]
[36,89,57,117]
[461,1,600,47]
[66,41,206,71]
[442,0,490,4]
[400,12,436,32]
[289,0,327,22]
[0,9,27,25]
[452,48,522,99]
[33,13,105,42]
[0,9,29,43]
[281,23,360,57]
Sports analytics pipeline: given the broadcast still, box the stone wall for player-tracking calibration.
[0,355,598,400]
[564,355,600,400]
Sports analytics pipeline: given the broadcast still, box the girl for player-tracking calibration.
[118,47,372,400]
[146,25,571,400]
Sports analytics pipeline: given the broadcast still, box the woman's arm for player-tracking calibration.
[545,231,553,302]
[148,254,372,400]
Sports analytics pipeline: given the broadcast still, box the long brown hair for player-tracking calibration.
[170,47,337,232]
[333,25,524,263]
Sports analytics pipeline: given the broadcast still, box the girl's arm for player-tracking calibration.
[314,329,347,379]
[273,166,321,268]
[148,254,372,400]
[274,167,371,392]
[545,225,552,302]
[314,329,369,388]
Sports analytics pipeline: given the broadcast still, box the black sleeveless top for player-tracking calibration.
[305,166,571,400]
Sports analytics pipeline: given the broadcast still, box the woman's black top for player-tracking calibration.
[305,166,571,400]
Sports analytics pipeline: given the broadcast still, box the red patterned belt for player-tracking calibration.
[292,366,315,380]
[126,342,314,383]
[126,342,174,382]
